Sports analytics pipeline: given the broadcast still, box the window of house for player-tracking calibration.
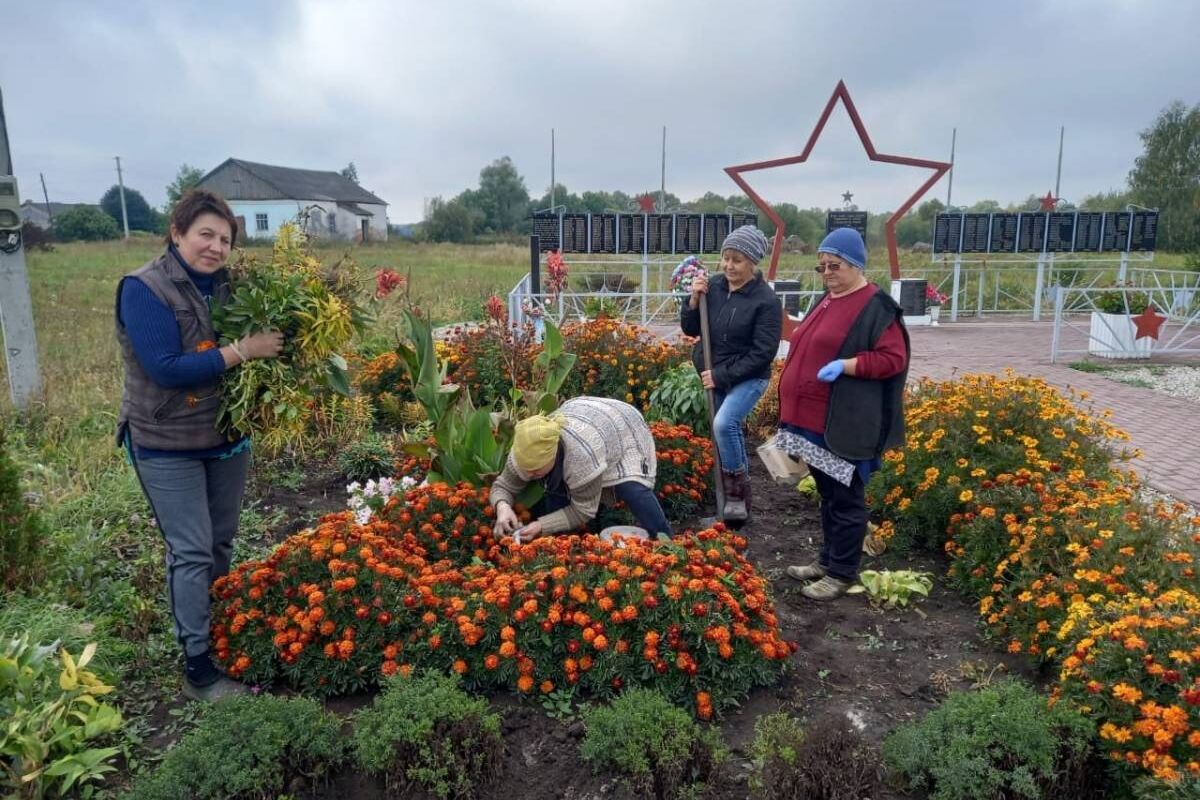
[255,213,269,232]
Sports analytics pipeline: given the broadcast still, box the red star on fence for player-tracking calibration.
[724,80,952,280]
[635,194,657,213]
[1039,191,1058,212]
[1132,305,1166,340]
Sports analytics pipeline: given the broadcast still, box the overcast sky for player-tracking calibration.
[4,0,1197,222]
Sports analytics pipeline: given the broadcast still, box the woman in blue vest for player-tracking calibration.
[115,190,282,700]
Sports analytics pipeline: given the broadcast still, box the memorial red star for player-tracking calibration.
[1039,191,1058,211]
[1132,304,1166,340]
[635,194,657,213]
[724,80,952,280]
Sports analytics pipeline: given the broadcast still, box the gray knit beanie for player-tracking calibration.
[721,225,769,264]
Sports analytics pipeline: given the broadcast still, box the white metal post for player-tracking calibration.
[950,255,961,322]
[1033,253,1046,321]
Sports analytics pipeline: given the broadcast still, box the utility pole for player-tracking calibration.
[1054,126,1065,201]
[549,128,556,211]
[39,173,52,225]
[945,128,956,208]
[114,156,130,239]
[660,125,666,212]
[0,85,43,408]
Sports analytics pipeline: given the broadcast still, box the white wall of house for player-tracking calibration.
[229,199,388,242]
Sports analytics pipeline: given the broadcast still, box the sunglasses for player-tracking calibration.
[814,261,844,274]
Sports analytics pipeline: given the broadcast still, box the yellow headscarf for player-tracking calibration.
[511,413,566,472]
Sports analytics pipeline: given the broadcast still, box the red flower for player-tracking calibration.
[485,294,506,323]
[375,268,404,298]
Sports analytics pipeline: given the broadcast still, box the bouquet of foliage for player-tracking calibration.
[213,223,376,454]
[925,284,948,306]
[1094,283,1152,315]
[670,256,706,298]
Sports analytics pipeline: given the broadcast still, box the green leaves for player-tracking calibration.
[848,570,933,608]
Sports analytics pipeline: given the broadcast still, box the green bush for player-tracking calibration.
[580,688,725,800]
[352,671,502,800]
[126,694,344,800]
[0,426,47,591]
[1093,284,1151,314]
[648,364,710,436]
[335,433,396,482]
[882,680,1103,800]
[1,636,124,798]
[53,205,120,242]
[750,713,882,800]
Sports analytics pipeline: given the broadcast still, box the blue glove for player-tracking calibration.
[817,360,845,382]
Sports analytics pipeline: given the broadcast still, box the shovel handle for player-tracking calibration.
[698,294,726,517]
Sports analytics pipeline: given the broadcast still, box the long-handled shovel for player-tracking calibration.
[699,293,747,523]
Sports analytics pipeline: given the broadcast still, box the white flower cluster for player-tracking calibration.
[346,476,416,524]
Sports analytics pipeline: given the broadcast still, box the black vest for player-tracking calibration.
[115,252,231,450]
[823,288,910,461]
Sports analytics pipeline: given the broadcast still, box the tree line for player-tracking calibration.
[425,100,1200,252]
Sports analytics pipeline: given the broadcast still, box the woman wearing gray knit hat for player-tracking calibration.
[680,225,782,522]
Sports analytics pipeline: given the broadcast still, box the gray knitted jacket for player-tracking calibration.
[490,397,657,534]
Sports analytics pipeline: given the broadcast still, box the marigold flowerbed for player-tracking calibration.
[870,372,1200,786]
[212,477,791,716]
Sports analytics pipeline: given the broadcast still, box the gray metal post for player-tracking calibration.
[1033,253,1046,321]
[0,88,43,408]
[950,254,961,322]
[1054,126,1064,201]
[1118,251,1129,283]
[640,255,649,325]
[945,128,956,208]
[549,130,555,213]
[660,126,666,213]
[39,173,52,225]
[115,156,130,239]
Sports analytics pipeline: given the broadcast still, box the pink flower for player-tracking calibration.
[485,295,507,323]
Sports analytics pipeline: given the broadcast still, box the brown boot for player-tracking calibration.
[721,470,748,522]
[737,471,753,518]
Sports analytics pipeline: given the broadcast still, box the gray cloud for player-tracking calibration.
[4,0,1197,221]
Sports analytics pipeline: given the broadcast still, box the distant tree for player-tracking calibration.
[423,196,477,243]
[165,164,204,212]
[55,206,120,241]
[473,157,529,233]
[916,198,946,221]
[340,162,360,184]
[100,185,157,232]
[1079,189,1133,210]
[1128,100,1200,251]
[967,199,1002,213]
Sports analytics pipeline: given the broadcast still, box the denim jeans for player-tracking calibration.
[713,377,770,474]
[537,480,673,536]
[129,450,250,658]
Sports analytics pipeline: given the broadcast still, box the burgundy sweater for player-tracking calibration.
[779,284,908,433]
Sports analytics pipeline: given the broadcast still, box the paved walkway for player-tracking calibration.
[906,319,1200,506]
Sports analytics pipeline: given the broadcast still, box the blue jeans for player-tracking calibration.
[129,450,250,658]
[713,377,770,474]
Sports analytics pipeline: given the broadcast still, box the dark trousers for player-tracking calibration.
[537,481,673,536]
[809,467,869,581]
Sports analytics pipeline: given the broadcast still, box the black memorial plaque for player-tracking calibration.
[897,280,928,317]
[961,214,991,253]
[1017,213,1047,253]
[647,214,674,254]
[590,214,617,254]
[532,214,560,252]
[730,213,758,231]
[674,214,702,254]
[773,280,803,315]
[1073,212,1104,252]
[1101,212,1131,252]
[619,214,645,254]
[561,214,589,253]
[1046,212,1076,253]
[826,210,868,238]
[932,214,963,254]
[1129,211,1159,252]
[702,214,730,253]
[988,213,1019,253]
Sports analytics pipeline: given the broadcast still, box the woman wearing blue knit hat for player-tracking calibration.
[680,225,782,522]
[777,227,910,600]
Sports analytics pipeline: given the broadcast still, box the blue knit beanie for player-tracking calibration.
[818,227,867,269]
[721,225,769,264]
